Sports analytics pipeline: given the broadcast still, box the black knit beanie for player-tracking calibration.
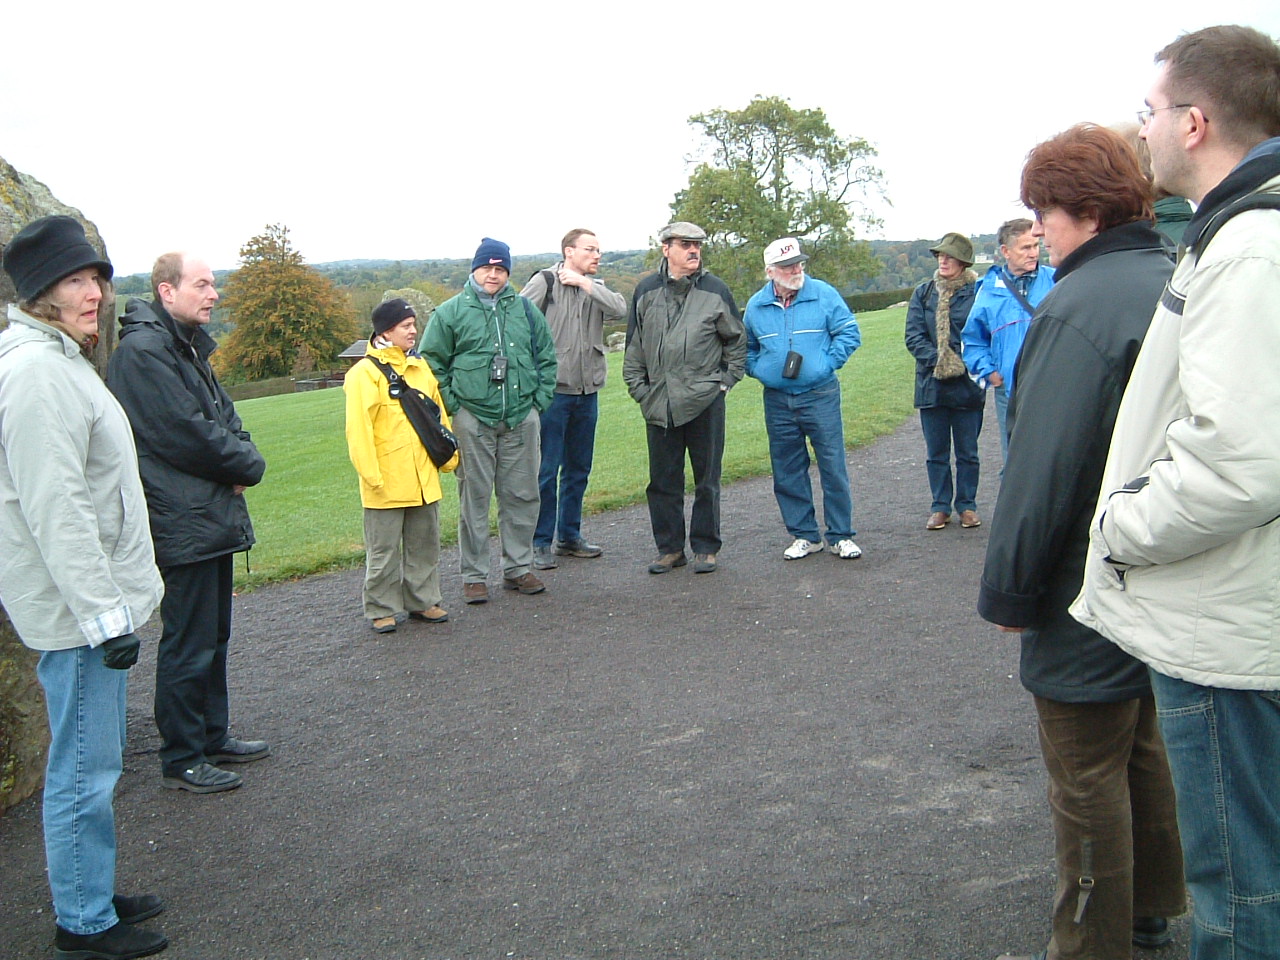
[2,216,113,301]
[372,298,415,336]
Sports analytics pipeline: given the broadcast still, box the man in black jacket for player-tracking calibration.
[108,253,268,794]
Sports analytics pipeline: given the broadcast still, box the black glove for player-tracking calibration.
[101,632,140,670]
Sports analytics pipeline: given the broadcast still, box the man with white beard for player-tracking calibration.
[742,238,862,561]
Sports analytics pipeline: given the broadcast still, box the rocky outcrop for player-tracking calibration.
[0,154,112,812]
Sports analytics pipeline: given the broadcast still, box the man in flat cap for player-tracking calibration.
[623,222,746,574]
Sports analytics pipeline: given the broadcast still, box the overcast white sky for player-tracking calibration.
[4,2,1278,276]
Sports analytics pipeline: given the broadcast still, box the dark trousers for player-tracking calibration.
[155,554,233,776]
[645,393,725,556]
[1034,694,1185,959]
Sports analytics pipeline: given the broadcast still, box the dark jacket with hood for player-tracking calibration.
[904,275,982,409]
[977,221,1172,702]
[107,298,265,568]
[623,260,745,428]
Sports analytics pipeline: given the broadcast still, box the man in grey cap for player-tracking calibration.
[624,222,746,574]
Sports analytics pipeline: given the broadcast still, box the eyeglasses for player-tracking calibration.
[1137,104,1194,126]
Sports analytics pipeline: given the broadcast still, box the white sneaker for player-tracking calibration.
[831,539,862,559]
[783,538,825,560]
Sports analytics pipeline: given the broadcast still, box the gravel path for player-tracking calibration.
[0,399,1187,959]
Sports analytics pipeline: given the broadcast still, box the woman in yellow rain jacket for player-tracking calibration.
[345,299,459,633]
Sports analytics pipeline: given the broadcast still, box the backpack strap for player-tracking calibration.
[525,268,557,310]
[1191,193,1280,256]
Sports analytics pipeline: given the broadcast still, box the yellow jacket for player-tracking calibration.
[344,345,459,509]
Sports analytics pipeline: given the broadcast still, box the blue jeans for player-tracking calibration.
[994,382,1010,463]
[919,405,983,513]
[763,379,854,543]
[38,644,128,935]
[1150,671,1280,960]
[534,392,598,547]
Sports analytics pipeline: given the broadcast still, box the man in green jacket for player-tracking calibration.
[421,238,557,604]
[624,222,746,575]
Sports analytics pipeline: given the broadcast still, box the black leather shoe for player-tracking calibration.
[1133,916,1172,949]
[112,893,163,925]
[207,737,270,764]
[161,762,241,794]
[54,920,168,959]
[554,538,603,558]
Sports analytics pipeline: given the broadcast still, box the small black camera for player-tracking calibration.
[782,350,803,379]
[490,355,508,382]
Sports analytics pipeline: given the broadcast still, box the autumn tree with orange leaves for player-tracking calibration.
[214,224,359,383]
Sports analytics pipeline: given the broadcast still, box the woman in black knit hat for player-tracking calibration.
[1,216,169,959]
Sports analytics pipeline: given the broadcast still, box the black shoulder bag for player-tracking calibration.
[363,356,458,468]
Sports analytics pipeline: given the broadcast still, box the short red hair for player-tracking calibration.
[1020,124,1153,231]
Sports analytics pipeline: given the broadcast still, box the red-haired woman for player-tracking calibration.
[978,124,1186,959]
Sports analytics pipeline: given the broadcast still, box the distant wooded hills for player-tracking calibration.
[112,236,1003,304]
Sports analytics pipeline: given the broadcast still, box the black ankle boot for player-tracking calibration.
[54,921,168,960]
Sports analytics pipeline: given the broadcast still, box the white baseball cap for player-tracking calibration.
[764,237,809,267]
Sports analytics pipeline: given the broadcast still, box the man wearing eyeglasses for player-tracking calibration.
[1072,25,1280,959]
[624,222,746,575]
[743,238,861,561]
[520,230,626,572]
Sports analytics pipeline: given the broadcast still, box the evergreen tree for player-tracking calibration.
[214,224,360,382]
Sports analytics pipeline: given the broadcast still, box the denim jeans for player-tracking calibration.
[38,644,128,935]
[645,393,725,556]
[762,379,854,543]
[1150,671,1280,960]
[919,405,983,513]
[534,392,598,547]
[994,382,1010,463]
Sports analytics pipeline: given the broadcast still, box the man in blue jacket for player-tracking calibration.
[743,238,862,560]
[961,219,1055,458]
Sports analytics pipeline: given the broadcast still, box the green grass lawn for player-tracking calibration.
[234,307,915,590]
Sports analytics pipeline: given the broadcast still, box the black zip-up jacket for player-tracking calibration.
[107,298,265,567]
[977,222,1172,702]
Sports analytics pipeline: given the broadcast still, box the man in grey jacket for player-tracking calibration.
[1071,25,1280,959]
[521,229,626,571]
[624,222,746,575]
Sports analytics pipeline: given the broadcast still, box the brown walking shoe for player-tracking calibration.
[960,510,982,528]
[691,553,718,574]
[647,552,687,574]
[409,606,449,623]
[503,572,546,594]
[926,511,950,530]
[463,582,489,605]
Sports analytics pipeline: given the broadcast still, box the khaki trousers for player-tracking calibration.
[362,502,441,619]
[1033,694,1186,960]
[453,406,540,582]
